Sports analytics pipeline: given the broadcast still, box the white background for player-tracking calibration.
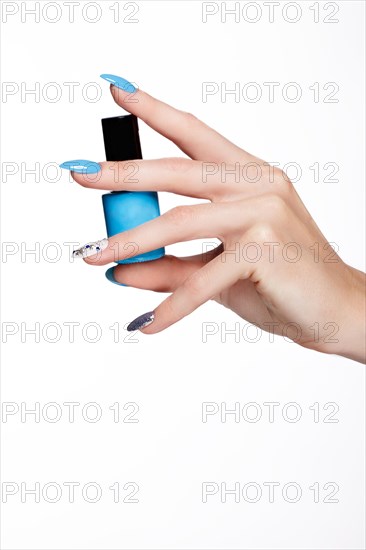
[1,1,365,549]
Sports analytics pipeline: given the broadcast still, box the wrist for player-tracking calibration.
[330,265,366,363]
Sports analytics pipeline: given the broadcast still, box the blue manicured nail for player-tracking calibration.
[100,74,137,93]
[105,267,127,287]
[127,311,155,332]
[59,160,101,174]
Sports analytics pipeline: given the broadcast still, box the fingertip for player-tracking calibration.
[126,311,155,332]
[100,74,137,93]
[108,82,141,112]
[105,266,127,287]
[109,84,133,108]
[69,162,104,188]
[83,255,105,266]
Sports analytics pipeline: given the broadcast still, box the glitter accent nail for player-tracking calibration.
[127,311,155,332]
[72,238,108,259]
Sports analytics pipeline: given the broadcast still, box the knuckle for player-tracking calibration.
[185,270,209,298]
[262,194,288,218]
[166,205,194,226]
[161,157,192,173]
[182,111,199,125]
[272,167,293,191]
[248,222,278,244]
[243,162,262,182]
[243,195,287,242]
[272,167,286,182]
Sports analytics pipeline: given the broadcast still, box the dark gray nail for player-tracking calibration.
[127,311,155,332]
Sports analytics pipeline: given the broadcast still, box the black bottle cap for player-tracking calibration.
[101,114,142,161]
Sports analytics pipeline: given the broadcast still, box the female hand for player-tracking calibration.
[66,77,366,363]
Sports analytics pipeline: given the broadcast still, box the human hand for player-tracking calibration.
[64,77,366,363]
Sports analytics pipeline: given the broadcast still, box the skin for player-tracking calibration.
[71,84,366,364]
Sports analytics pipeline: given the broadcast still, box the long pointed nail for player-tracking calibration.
[59,160,101,174]
[100,74,137,93]
[72,239,108,259]
[105,267,127,286]
[127,311,155,332]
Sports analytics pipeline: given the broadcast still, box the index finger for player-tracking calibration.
[100,74,261,165]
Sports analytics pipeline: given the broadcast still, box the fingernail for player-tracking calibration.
[127,311,155,332]
[105,267,127,287]
[72,238,108,259]
[100,74,137,93]
[59,160,101,174]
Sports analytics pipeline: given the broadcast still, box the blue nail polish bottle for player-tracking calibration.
[101,115,165,264]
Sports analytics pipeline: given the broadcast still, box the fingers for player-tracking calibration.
[134,249,254,334]
[70,156,288,204]
[71,158,223,200]
[70,156,285,203]
[82,201,254,266]
[110,246,223,290]
[107,79,259,165]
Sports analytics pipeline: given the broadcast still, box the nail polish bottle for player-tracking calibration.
[101,114,165,264]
